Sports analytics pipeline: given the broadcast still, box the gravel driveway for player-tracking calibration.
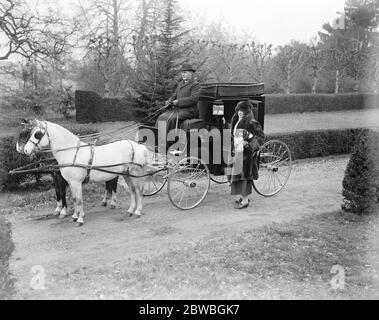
[7,155,348,299]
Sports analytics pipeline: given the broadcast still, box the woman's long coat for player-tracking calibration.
[229,114,265,182]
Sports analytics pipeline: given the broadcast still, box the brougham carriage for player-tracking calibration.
[11,82,292,216]
[139,82,292,210]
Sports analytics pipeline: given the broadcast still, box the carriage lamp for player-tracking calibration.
[212,100,224,116]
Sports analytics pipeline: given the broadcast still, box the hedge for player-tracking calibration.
[75,90,136,123]
[266,128,364,160]
[0,124,99,190]
[75,91,379,124]
[265,93,379,114]
[0,216,14,299]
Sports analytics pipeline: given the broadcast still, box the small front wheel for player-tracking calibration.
[167,157,210,210]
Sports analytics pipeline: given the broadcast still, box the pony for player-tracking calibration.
[16,127,121,218]
[20,119,149,226]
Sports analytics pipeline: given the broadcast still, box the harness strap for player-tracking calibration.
[83,140,96,184]
[72,140,81,165]
[127,140,135,163]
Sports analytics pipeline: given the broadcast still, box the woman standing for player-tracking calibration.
[229,100,265,209]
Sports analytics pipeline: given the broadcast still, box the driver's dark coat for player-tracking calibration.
[170,78,201,115]
[228,114,265,182]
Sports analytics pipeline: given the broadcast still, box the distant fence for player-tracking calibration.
[75,90,379,123]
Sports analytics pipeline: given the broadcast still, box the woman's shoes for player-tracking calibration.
[234,198,250,209]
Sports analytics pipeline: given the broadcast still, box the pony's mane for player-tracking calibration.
[44,120,80,140]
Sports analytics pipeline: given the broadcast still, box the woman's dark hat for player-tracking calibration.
[235,100,252,112]
[180,63,196,72]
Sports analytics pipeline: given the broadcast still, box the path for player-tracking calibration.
[7,155,348,299]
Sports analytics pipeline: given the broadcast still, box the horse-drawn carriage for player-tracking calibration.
[139,82,292,210]
[12,82,292,225]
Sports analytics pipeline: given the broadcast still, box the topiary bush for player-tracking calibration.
[0,216,15,299]
[342,129,379,215]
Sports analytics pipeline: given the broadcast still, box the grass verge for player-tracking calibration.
[57,210,378,300]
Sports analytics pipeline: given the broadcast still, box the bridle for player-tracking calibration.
[24,122,50,152]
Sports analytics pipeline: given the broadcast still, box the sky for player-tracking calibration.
[180,0,346,46]
[48,0,347,47]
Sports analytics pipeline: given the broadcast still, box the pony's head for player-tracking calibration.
[18,119,50,156]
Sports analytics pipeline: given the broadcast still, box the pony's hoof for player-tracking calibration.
[58,214,66,219]
[127,211,133,217]
[72,217,78,222]
[101,202,107,207]
[110,204,116,209]
[77,222,84,227]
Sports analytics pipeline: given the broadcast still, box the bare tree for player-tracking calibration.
[273,42,308,94]
[244,41,273,83]
[0,0,76,61]
[307,40,324,94]
[78,0,134,97]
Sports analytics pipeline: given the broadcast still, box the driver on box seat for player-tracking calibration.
[156,63,201,134]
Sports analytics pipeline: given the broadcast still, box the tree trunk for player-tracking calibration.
[335,70,340,94]
[374,56,379,93]
[311,68,318,94]
[311,77,318,94]
[104,80,111,98]
[286,59,292,94]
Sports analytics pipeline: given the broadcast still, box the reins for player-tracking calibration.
[10,162,169,179]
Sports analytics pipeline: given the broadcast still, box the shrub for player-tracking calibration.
[0,135,38,190]
[341,129,379,215]
[0,216,15,299]
[53,87,75,119]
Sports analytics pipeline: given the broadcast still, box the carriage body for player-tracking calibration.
[140,82,292,208]
[194,82,265,177]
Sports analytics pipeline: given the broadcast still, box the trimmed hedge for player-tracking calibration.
[0,124,99,190]
[75,91,379,124]
[266,128,364,160]
[265,93,379,114]
[0,216,14,299]
[75,90,136,123]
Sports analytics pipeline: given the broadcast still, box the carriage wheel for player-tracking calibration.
[167,156,210,210]
[252,139,292,197]
[143,169,167,196]
[210,174,229,184]
[143,150,168,196]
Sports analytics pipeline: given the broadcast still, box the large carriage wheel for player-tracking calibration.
[253,139,292,197]
[167,156,210,210]
[143,150,168,196]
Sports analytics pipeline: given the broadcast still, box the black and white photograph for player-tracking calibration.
[0,0,378,303]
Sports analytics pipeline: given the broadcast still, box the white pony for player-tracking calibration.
[22,119,149,226]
